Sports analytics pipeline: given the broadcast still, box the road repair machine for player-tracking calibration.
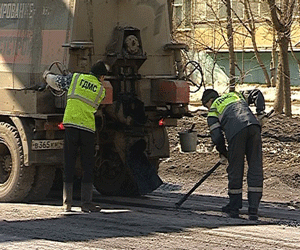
[0,0,194,202]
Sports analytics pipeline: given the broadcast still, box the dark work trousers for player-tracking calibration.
[227,124,263,210]
[64,127,95,184]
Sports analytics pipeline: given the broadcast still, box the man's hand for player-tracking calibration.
[257,111,267,126]
[43,72,61,91]
[43,69,55,81]
[219,153,228,165]
[206,142,215,152]
[43,70,52,81]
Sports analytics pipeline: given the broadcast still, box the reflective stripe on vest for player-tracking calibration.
[63,73,105,132]
[68,73,104,109]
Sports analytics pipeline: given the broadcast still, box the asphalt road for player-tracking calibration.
[0,189,299,249]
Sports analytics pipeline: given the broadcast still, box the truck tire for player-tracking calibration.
[0,122,35,202]
[93,148,138,196]
[25,166,56,202]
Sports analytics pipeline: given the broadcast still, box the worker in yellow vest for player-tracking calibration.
[43,61,107,213]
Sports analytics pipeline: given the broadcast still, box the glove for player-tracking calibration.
[206,142,215,152]
[43,70,52,81]
[43,73,61,91]
[219,153,228,165]
[257,111,267,127]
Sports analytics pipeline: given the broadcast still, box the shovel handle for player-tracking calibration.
[175,161,222,208]
[188,124,196,132]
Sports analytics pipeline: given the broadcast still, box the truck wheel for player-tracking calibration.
[0,122,35,202]
[25,166,56,201]
[93,148,137,196]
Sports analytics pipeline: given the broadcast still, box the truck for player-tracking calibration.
[0,0,190,202]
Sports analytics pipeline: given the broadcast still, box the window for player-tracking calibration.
[194,0,248,22]
[199,0,244,21]
[294,1,300,18]
[219,1,227,20]
[185,0,192,26]
[194,1,206,21]
[232,0,244,19]
[173,0,191,28]
[206,0,218,21]
[174,0,183,27]
[259,0,269,18]
[249,0,260,18]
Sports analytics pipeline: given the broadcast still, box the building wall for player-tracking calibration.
[212,51,300,86]
[173,0,300,86]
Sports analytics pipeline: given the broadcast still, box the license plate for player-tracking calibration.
[32,140,64,150]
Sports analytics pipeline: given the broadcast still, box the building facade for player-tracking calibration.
[173,0,300,86]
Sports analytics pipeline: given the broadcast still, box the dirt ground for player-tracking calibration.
[160,110,300,207]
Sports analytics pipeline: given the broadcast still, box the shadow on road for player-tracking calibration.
[0,189,299,244]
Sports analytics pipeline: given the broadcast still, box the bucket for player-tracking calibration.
[179,131,197,152]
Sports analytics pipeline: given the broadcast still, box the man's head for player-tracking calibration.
[201,89,219,109]
[90,61,108,79]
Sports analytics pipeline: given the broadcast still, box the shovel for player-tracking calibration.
[175,160,222,208]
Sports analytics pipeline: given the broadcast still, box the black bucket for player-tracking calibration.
[179,130,197,152]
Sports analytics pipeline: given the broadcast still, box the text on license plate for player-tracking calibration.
[32,140,64,150]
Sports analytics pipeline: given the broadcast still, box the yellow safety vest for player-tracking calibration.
[208,91,245,120]
[63,73,106,132]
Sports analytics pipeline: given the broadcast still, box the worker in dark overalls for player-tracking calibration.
[44,61,107,213]
[201,89,266,220]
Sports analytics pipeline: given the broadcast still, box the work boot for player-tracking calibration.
[63,182,73,212]
[248,191,261,220]
[222,204,240,218]
[248,207,258,221]
[81,182,101,213]
[222,193,242,218]
[222,203,242,212]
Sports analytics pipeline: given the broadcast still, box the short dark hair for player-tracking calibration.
[90,60,108,77]
[201,89,219,106]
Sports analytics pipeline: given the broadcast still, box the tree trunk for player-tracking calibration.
[274,58,284,113]
[267,0,294,116]
[226,0,235,91]
[270,27,277,88]
[274,35,292,116]
[280,36,292,116]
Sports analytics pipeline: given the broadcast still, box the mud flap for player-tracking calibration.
[127,140,163,195]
